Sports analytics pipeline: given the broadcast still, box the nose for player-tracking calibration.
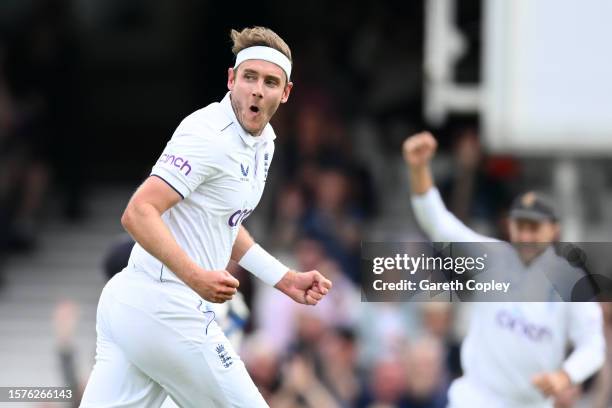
[252,80,264,98]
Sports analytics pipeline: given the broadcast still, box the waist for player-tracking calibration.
[122,262,201,301]
[128,242,230,283]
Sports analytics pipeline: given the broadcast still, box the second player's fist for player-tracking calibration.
[402,131,438,168]
[532,370,572,397]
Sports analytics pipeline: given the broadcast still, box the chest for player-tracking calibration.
[192,142,271,225]
[487,303,565,343]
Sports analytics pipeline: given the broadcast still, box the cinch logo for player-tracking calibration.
[496,310,553,342]
[228,208,253,227]
[158,154,192,175]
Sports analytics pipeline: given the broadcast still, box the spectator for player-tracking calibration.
[301,168,363,281]
[358,356,410,408]
[267,183,307,251]
[403,336,449,408]
[318,327,362,407]
[270,351,339,408]
[420,303,462,379]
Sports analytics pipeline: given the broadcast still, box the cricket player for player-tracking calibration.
[81,26,332,408]
[403,132,605,408]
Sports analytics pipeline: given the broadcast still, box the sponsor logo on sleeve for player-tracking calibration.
[158,154,192,175]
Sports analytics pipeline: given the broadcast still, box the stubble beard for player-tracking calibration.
[230,93,265,136]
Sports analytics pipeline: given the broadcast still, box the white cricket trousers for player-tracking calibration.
[80,267,268,408]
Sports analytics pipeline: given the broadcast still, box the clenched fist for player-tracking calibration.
[275,270,332,306]
[187,269,239,303]
[402,131,438,169]
[532,370,572,397]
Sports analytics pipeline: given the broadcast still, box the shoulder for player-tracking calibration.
[180,101,233,132]
[171,102,232,144]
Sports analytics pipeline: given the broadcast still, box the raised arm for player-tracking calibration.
[121,176,239,302]
[402,132,496,243]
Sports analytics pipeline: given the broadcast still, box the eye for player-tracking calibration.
[265,79,279,87]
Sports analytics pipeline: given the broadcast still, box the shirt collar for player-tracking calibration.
[220,92,276,147]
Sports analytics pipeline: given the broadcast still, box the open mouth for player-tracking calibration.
[249,105,260,113]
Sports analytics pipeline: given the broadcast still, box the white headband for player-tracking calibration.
[234,46,292,81]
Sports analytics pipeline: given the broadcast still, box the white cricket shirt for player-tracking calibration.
[128,92,275,287]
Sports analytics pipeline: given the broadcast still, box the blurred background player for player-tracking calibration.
[80,26,332,407]
[402,131,605,408]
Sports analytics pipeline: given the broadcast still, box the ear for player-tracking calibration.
[227,67,236,91]
[280,81,293,104]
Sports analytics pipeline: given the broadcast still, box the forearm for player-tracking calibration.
[563,340,606,384]
[411,183,496,243]
[122,202,200,283]
[231,229,331,303]
[409,164,434,195]
[564,303,606,383]
[231,226,256,263]
[232,226,289,286]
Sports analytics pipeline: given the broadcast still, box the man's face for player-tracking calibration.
[227,59,292,135]
[508,218,560,263]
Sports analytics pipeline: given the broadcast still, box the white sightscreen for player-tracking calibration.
[482,0,612,155]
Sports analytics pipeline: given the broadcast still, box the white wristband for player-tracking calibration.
[238,244,289,286]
